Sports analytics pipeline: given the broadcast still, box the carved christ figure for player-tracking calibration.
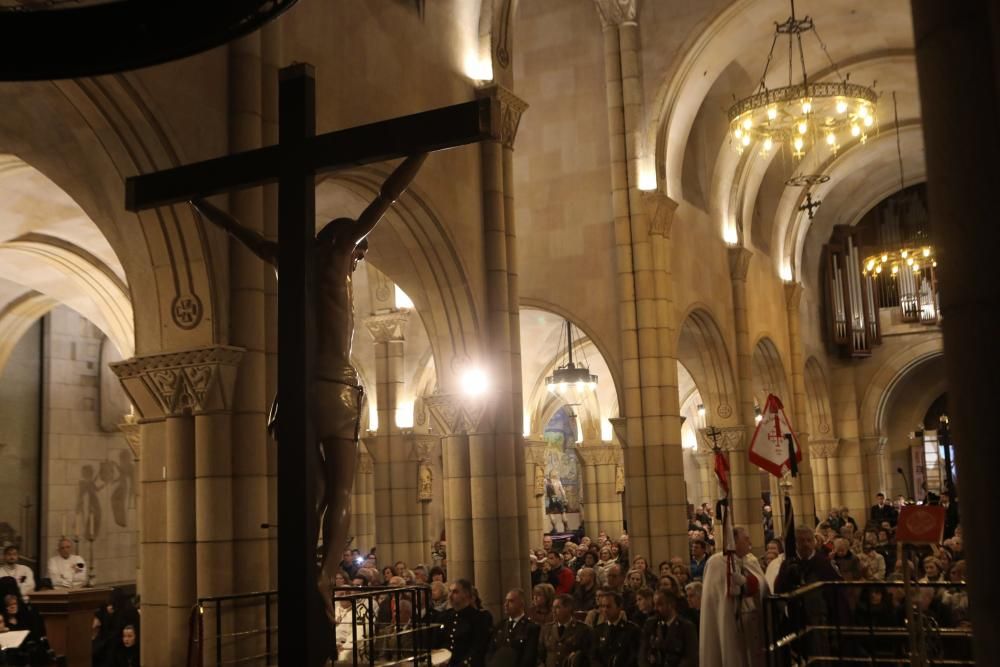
[190,153,427,588]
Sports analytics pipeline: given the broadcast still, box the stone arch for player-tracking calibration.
[0,76,225,354]
[858,334,944,437]
[675,306,738,424]
[317,167,484,394]
[751,336,790,408]
[518,304,620,442]
[804,356,834,438]
[0,292,57,375]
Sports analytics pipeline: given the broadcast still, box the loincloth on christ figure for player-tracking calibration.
[267,365,365,442]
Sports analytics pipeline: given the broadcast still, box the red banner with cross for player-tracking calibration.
[748,393,802,477]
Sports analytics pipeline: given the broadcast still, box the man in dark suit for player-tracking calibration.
[940,491,960,539]
[638,588,697,666]
[870,493,897,527]
[774,526,842,593]
[591,590,640,666]
[538,594,593,667]
[438,578,492,666]
[488,588,539,667]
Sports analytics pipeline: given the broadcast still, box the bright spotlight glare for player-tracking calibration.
[461,367,489,397]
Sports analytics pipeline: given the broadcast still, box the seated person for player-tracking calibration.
[1,546,35,598]
[47,539,87,589]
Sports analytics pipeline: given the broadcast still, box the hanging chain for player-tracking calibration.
[893,91,905,191]
[756,32,780,94]
[812,25,848,83]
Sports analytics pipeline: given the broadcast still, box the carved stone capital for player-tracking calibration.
[641,190,678,238]
[810,438,840,459]
[594,0,637,26]
[364,310,411,343]
[423,392,492,436]
[697,426,747,454]
[727,247,753,281]
[576,444,623,467]
[118,414,141,461]
[405,431,441,462]
[476,84,529,149]
[111,346,244,419]
[524,439,549,466]
[784,281,804,310]
[860,435,888,455]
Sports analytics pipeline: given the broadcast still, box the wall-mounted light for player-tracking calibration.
[395,401,414,429]
[460,367,490,398]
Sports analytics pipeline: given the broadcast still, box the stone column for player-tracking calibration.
[411,433,441,561]
[365,311,416,563]
[576,444,625,538]
[112,346,244,667]
[726,247,764,545]
[697,427,749,537]
[783,282,816,520]
[809,439,840,516]
[227,41,271,660]
[350,446,375,554]
[475,84,530,608]
[911,3,1000,653]
[829,365,866,517]
[523,439,547,551]
[860,435,889,501]
[596,0,688,561]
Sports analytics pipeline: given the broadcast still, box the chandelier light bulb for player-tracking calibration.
[742,117,753,130]
[863,115,874,127]
[858,105,870,118]
[933,261,937,267]
[906,257,914,266]
[741,134,751,146]
[767,107,778,121]
[797,121,808,134]
[763,136,774,152]
[913,263,920,271]
[836,99,848,114]
[793,136,804,152]
[901,250,908,258]
[891,265,899,274]
[851,125,861,137]
[875,265,882,274]
[922,247,930,257]
[866,259,875,271]
[881,254,888,262]
[734,128,743,140]
[826,132,836,146]
[801,99,812,114]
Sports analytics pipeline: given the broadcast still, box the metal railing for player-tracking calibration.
[187,585,439,666]
[764,580,973,666]
[188,590,278,667]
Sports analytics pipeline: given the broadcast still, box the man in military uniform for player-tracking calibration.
[639,589,698,667]
[487,588,539,667]
[591,591,640,666]
[539,594,593,667]
[437,579,491,666]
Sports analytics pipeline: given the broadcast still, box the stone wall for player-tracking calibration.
[42,306,137,585]
[0,320,42,559]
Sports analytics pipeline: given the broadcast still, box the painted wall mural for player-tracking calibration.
[543,406,582,533]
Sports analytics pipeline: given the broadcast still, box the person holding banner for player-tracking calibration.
[699,526,767,667]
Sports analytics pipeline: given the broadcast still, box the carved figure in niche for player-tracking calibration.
[418,464,433,501]
[533,464,545,497]
[191,153,428,616]
[110,450,137,527]
[76,465,105,538]
[545,471,569,534]
[615,465,625,494]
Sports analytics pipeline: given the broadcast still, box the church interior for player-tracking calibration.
[0,0,995,665]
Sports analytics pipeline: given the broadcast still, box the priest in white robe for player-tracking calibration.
[699,526,768,667]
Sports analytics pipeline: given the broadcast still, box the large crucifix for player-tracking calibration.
[125,63,495,666]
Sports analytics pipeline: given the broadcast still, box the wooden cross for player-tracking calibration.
[125,63,495,666]
[799,190,822,219]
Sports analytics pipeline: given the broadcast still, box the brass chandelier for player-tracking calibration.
[728,0,878,159]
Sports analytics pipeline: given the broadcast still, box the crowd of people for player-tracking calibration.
[328,490,967,666]
[0,542,139,667]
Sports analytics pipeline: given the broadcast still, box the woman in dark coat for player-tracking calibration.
[1,576,52,666]
[93,588,140,667]
[112,624,140,667]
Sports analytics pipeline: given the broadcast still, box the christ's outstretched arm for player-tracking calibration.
[192,198,279,267]
[348,153,428,245]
